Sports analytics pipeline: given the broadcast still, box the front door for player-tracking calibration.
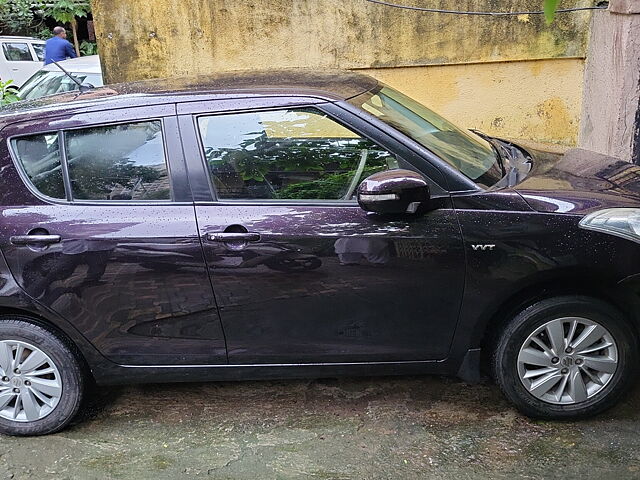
[180,100,465,364]
[0,110,226,365]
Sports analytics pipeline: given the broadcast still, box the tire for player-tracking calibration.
[492,295,638,419]
[0,317,85,436]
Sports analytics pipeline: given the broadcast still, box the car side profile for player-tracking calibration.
[0,70,639,436]
[0,36,46,88]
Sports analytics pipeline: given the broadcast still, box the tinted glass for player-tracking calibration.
[19,71,104,100]
[198,109,398,200]
[31,43,45,61]
[349,86,502,186]
[2,43,33,61]
[65,121,171,201]
[12,134,65,199]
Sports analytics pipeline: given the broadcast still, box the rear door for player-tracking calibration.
[0,41,41,87]
[0,106,227,365]
[178,97,466,364]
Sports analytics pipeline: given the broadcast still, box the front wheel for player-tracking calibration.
[0,318,85,436]
[492,296,638,419]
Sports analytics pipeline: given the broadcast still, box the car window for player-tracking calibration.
[31,43,45,62]
[19,71,104,100]
[11,134,66,199]
[2,43,34,62]
[197,108,400,201]
[65,121,171,201]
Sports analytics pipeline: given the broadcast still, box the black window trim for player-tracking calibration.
[192,104,422,206]
[8,117,178,206]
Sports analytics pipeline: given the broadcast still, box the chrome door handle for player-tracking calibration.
[207,232,261,243]
[10,234,61,245]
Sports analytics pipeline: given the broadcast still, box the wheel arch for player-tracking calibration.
[473,272,640,372]
[0,305,99,382]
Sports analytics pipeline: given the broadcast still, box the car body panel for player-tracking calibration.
[0,36,46,87]
[0,108,227,366]
[511,145,640,214]
[0,70,637,387]
[178,95,466,363]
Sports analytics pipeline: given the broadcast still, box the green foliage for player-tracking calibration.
[44,0,90,24]
[544,0,561,24]
[34,27,53,40]
[1,80,20,107]
[0,0,45,35]
[206,135,393,200]
[80,40,98,56]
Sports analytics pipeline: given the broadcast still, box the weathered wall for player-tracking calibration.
[579,4,640,162]
[92,0,593,145]
[364,58,584,145]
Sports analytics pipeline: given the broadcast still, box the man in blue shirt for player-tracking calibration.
[44,27,77,65]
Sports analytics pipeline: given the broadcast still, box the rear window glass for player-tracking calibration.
[2,43,33,62]
[65,121,171,201]
[11,134,65,199]
[19,71,104,101]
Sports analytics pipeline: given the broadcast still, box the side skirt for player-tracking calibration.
[91,358,463,385]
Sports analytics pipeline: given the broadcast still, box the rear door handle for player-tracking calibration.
[10,234,61,245]
[206,232,261,243]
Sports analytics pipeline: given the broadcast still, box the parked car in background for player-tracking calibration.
[18,55,103,101]
[0,36,46,88]
[0,70,639,436]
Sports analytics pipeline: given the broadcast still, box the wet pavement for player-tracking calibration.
[1,376,639,479]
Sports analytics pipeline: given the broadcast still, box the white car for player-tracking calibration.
[0,36,46,87]
[18,55,103,100]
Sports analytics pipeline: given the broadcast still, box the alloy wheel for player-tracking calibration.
[517,317,618,405]
[0,340,62,422]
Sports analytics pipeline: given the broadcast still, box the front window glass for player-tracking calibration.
[2,43,33,62]
[349,86,502,186]
[65,121,171,201]
[198,108,399,200]
[11,134,65,199]
[31,43,45,61]
[19,71,104,101]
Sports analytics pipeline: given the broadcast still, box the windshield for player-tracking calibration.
[18,71,103,101]
[349,85,503,186]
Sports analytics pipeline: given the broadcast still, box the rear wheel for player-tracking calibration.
[492,296,638,419]
[0,318,85,436]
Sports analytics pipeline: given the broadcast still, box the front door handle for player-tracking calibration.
[207,232,261,243]
[10,234,61,246]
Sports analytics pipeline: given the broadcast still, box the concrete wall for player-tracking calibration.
[579,5,640,162]
[92,0,593,145]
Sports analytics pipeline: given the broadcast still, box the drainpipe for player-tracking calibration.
[578,0,640,164]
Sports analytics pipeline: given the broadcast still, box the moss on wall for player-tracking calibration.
[93,0,592,82]
[92,0,592,144]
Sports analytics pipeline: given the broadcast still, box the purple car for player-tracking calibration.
[0,70,639,436]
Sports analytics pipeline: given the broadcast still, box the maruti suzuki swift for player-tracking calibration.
[0,70,639,436]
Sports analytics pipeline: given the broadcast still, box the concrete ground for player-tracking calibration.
[1,376,639,480]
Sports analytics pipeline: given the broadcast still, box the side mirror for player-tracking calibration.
[357,169,430,215]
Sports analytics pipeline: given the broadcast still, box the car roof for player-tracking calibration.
[0,69,379,128]
[0,36,44,43]
[41,55,102,74]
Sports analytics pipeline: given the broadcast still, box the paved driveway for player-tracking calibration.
[1,376,639,479]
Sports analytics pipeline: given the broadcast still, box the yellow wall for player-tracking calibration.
[92,0,592,145]
[363,58,585,145]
